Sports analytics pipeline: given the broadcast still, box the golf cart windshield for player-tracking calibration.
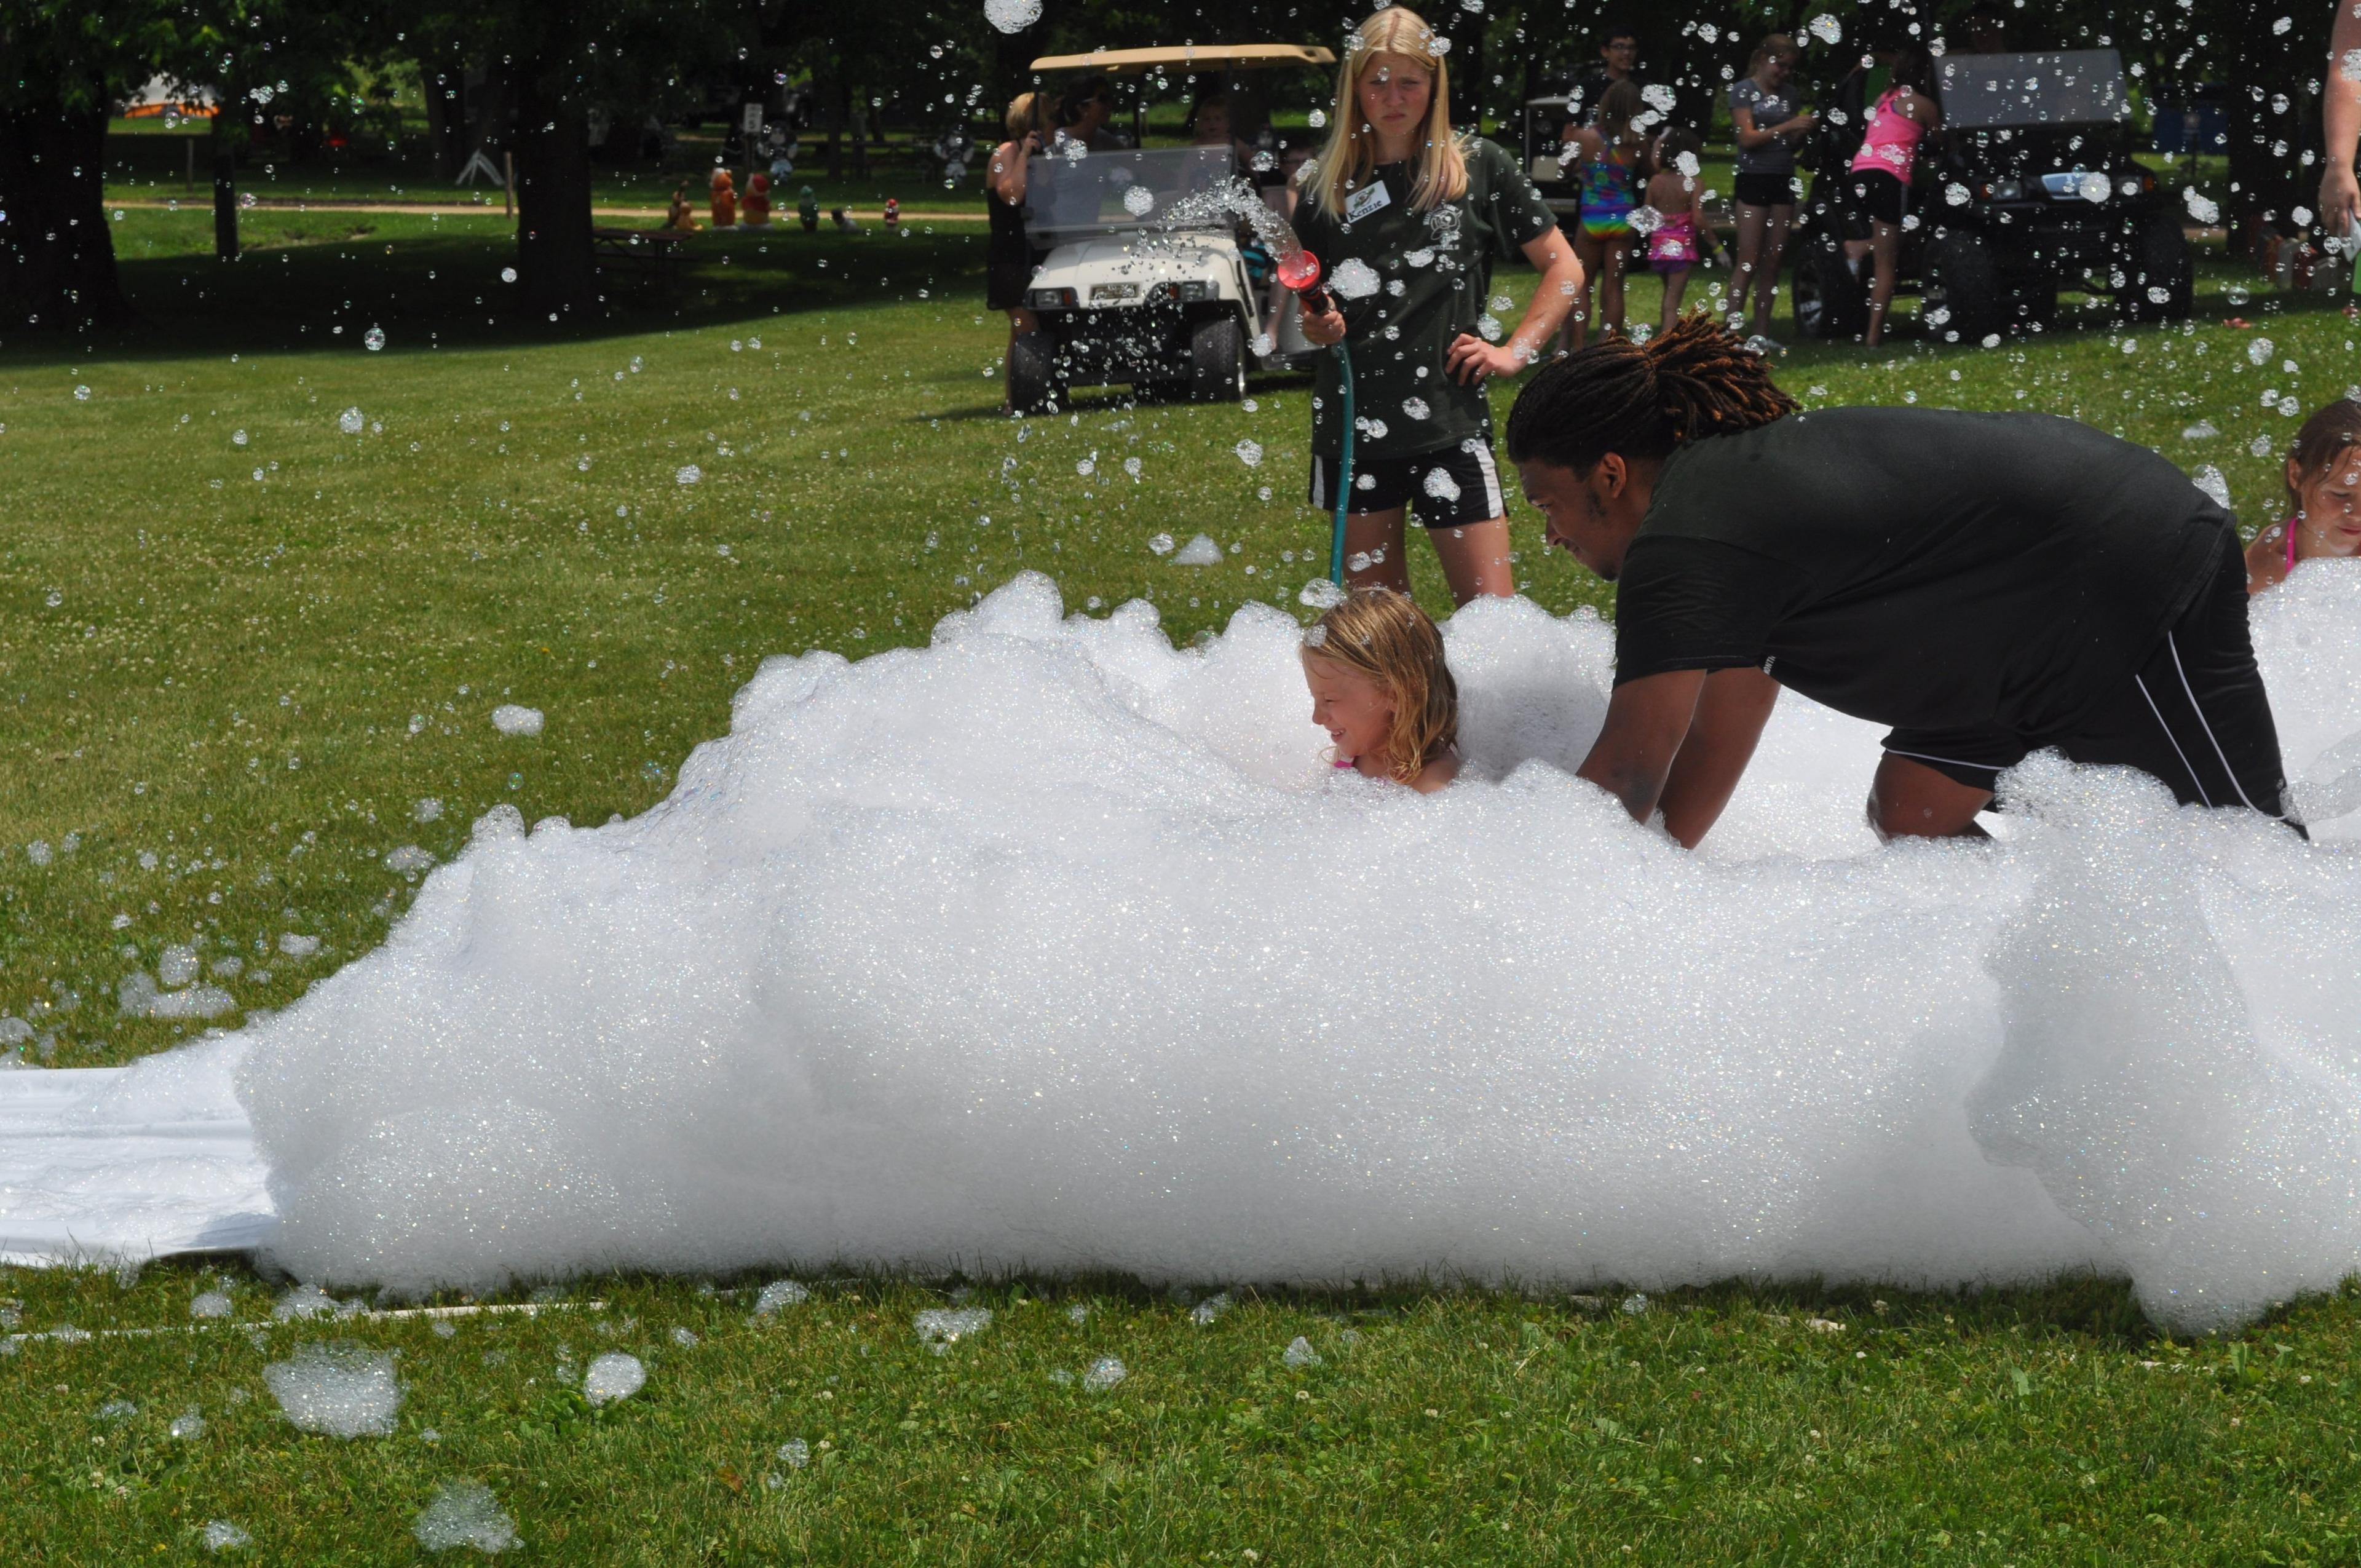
[1937,50,2127,130]
[1024,146,1241,245]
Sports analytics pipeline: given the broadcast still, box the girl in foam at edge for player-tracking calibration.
[1300,587,1463,792]
[2247,399,2361,595]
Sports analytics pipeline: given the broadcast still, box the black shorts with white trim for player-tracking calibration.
[1307,441,1507,529]
[1881,537,2297,825]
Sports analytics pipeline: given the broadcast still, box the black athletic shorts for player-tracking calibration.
[1731,170,1797,210]
[1849,168,1908,226]
[1883,538,2295,822]
[1308,441,1507,528]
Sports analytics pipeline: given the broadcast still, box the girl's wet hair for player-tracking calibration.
[1506,312,1796,474]
[1303,588,1458,784]
[2287,398,2361,515]
[1656,125,1706,166]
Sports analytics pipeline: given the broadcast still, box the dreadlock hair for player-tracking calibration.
[1505,312,1797,474]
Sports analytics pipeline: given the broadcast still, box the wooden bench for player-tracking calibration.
[592,227,686,295]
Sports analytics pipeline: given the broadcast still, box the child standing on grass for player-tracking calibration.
[1642,127,1709,335]
[2247,399,2361,594]
[1300,588,1462,793]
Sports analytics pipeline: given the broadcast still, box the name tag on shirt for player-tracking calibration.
[1345,181,1392,221]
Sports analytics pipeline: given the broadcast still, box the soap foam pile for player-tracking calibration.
[199,568,2361,1332]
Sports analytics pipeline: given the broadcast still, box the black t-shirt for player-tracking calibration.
[1291,138,1558,460]
[1613,408,2234,738]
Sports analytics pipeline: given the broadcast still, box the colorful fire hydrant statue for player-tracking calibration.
[742,172,772,228]
[708,167,738,229]
[883,196,900,230]
[798,188,820,232]
[663,184,698,232]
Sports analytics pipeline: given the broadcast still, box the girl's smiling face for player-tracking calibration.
[2292,449,2361,557]
[1356,53,1434,150]
[1302,652,1396,764]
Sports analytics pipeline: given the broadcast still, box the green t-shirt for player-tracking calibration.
[1291,137,1557,461]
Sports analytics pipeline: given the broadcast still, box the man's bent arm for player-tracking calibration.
[1656,667,1780,847]
[1576,669,1709,827]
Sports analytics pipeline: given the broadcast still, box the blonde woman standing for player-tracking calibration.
[1294,6,1583,604]
[987,93,1050,413]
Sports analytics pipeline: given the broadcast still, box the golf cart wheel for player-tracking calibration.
[1008,330,1059,416]
[1923,229,2005,344]
[1792,234,1869,341]
[2122,208,2195,323]
[1190,316,1246,403]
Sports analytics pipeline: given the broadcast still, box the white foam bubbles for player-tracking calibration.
[491,705,544,738]
[222,574,2361,1331]
[412,1481,520,1553]
[263,1342,401,1437]
[583,1351,645,1406]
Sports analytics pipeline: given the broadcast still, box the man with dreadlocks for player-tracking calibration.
[1504,316,2295,845]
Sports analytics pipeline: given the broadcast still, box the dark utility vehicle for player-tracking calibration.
[1791,50,2193,343]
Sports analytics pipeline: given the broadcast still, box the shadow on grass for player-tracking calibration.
[19,1253,2361,1350]
[0,223,991,369]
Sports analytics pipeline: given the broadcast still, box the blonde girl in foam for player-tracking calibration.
[1299,587,1462,792]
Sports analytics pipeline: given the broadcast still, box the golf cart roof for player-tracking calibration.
[1030,44,1336,74]
[1938,50,2127,130]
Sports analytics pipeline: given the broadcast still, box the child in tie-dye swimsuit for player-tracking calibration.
[1559,78,1647,349]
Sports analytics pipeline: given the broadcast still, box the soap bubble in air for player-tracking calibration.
[2192,465,2231,510]
[363,327,386,351]
[1147,531,1176,555]
[1235,438,1264,467]
[1808,13,1841,44]
[1299,577,1346,609]
[338,406,364,435]
[983,0,1042,32]
[1121,185,1155,217]
[500,267,517,283]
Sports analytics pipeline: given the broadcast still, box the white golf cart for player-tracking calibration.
[1011,44,1334,415]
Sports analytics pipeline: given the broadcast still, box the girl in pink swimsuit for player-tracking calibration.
[2245,399,2361,595]
[1642,127,1710,333]
[1845,49,1942,347]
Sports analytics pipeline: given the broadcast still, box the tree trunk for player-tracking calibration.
[512,66,598,323]
[0,105,129,329]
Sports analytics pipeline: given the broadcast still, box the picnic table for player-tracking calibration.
[592,226,686,295]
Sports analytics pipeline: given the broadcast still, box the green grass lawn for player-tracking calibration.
[4,213,2360,1562]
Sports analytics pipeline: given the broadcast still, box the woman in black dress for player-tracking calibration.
[986,93,1050,414]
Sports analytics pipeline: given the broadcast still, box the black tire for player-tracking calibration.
[1189,315,1246,403]
[2003,281,2058,332]
[1923,228,2005,344]
[1792,233,1869,341]
[1008,329,1058,415]
[2122,208,2194,322]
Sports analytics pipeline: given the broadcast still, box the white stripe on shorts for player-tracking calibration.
[1468,442,1505,519]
